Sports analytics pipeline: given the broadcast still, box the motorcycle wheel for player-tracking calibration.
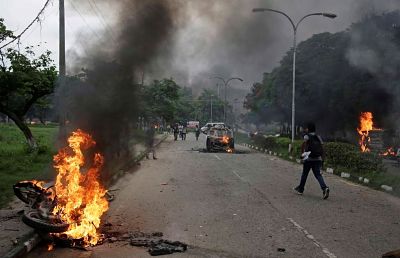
[22,210,69,233]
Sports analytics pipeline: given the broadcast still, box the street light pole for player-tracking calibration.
[252,8,336,152]
[210,94,213,123]
[210,76,244,123]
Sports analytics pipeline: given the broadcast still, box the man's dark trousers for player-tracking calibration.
[298,160,327,192]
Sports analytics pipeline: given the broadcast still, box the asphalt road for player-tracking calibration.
[29,133,400,258]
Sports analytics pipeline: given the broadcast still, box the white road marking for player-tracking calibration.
[214,155,221,160]
[232,170,246,182]
[287,218,337,258]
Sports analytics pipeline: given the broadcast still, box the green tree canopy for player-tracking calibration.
[0,18,57,148]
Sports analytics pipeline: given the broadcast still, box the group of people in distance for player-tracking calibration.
[172,123,201,141]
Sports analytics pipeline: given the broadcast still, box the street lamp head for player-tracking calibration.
[322,13,337,19]
[252,8,267,12]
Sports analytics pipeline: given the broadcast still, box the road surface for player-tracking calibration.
[29,133,400,257]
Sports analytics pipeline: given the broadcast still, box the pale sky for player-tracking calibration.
[1,0,106,69]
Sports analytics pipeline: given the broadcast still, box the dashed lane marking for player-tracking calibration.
[232,170,246,182]
[214,155,221,160]
[287,218,337,258]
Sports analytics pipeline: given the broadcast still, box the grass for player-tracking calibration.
[0,124,58,208]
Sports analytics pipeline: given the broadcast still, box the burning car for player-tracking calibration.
[201,122,225,134]
[206,125,234,152]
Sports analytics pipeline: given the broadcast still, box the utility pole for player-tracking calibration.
[210,94,213,123]
[59,0,66,78]
[59,0,67,140]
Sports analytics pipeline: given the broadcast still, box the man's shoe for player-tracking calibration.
[153,157,158,160]
[293,186,303,195]
[323,187,330,200]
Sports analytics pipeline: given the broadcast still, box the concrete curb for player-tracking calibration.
[241,142,396,194]
[111,134,169,184]
[3,232,41,258]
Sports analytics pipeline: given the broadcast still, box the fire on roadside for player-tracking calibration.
[357,112,379,152]
[381,147,396,157]
[52,129,109,246]
[47,244,54,251]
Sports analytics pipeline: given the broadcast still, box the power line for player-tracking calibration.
[87,0,117,41]
[67,0,102,41]
[0,0,53,50]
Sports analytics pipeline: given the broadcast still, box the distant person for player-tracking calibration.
[182,126,187,140]
[195,125,200,141]
[145,124,157,160]
[173,124,179,141]
[294,122,329,199]
[178,124,183,140]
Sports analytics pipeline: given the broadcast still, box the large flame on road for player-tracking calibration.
[357,112,374,152]
[52,129,108,246]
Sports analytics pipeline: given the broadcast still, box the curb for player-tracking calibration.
[110,134,169,184]
[3,232,40,258]
[241,142,396,194]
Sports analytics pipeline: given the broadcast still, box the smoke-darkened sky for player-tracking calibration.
[2,0,400,93]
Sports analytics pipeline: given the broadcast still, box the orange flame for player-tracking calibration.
[52,129,108,246]
[357,112,374,152]
[222,136,230,144]
[381,147,396,157]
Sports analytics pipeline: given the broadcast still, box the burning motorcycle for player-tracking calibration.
[13,180,114,233]
[13,180,69,233]
[13,129,113,247]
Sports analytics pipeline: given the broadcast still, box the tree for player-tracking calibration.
[0,18,57,148]
[245,11,400,137]
[142,78,181,124]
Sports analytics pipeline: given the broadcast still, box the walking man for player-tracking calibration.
[182,125,187,140]
[294,122,329,199]
[173,124,179,141]
[195,125,200,141]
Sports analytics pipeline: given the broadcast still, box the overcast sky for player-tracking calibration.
[1,0,399,94]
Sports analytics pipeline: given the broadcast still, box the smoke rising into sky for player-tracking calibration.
[58,0,177,172]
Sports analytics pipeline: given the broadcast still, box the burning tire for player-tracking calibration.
[22,210,69,233]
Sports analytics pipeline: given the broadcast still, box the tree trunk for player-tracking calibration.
[2,110,38,149]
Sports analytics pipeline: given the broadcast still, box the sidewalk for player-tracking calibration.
[0,133,169,258]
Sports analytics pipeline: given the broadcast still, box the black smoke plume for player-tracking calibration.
[57,1,177,177]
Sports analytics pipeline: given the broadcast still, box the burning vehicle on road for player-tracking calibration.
[201,122,225,134]
[206,125,234,152]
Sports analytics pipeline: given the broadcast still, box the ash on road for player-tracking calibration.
[29,133,400,257]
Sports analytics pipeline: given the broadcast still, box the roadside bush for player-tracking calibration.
[248,135,384,175]
[324,142,383,174]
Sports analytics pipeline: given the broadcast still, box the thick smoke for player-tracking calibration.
[66,0,400,97]
[59,0,400,154]
[149,0,400,101]
[59,1,178,175]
